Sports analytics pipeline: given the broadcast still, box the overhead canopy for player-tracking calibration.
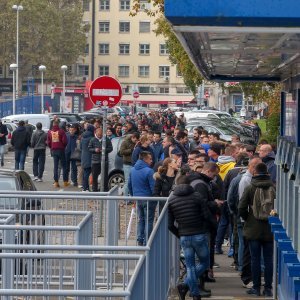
[165,0,300,82]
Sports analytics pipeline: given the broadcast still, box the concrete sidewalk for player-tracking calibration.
[169,246,273,300]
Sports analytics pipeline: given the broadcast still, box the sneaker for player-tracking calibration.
[247,288,260,296]
[78,185,83,189]
[82,189,90,192]
[72,182,78,187]
[33,176,38,181]
[227,248,234,257]
[37,178,43,182]
[243,281,253,289]
[177,283,189,300]
[53,181,60,188]
[263,288,273,297]
[63,181,70,187]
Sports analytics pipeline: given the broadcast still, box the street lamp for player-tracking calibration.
[39,65,46,113]
[12,4,23,99]
[61,65,68,113]
[10,63,18,115]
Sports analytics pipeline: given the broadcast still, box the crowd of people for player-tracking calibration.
[0,109,276,299]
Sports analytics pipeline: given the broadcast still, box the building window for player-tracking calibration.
[99,65,109,76]
[0,66,3,77]
[99,21,110,32]
[99,43,109,55]
[159,66,170,77]
[139,86,150,94]
[138,65,150,77]
[118,65,130,77]
[120,0,130,10]
[176,87,190,94]
[159,44,169,55]
[119,21,130,33]
[99,0,110,10]
[139,0,151,10]
[119,43,130,55]
[78,65,89,76]
[82,0,90,11]
[139,43,150,55]
[139,21,150,33]
[159,87,169,94]
[84,44,89,55]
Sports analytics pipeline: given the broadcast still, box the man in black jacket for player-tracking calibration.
[11,120,30,170]
[88,127,113,191]
[168,176,217,300]
[0,119,8,167]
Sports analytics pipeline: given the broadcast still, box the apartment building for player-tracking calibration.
[79,0,195,107]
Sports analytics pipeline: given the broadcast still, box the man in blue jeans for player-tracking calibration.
[168,175,217,300]
[239,162,274,297]
[11,120,30,170]
[128,151,156,246]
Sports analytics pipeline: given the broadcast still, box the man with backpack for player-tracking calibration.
[238,162,275,297]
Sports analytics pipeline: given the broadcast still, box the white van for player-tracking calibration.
[2,114,51,130]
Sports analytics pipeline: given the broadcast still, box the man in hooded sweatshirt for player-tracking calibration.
[128,151,156,246]
[258,144,276,184]
[216,145,237,180]
[47,120,68,188]
[11,120,31,170]
[31,122,47,181]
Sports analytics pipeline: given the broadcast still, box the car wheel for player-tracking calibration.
[108,173,124,190]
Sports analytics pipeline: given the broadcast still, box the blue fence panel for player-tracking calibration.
[0,96,52,117]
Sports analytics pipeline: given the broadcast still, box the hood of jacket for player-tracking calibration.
[51,125,60,132]
[251,174,274,188]
[172,184,194,197]
[218,155,236,164]
[262,151,276,163]
[16,126,26,132]
[134,159,151,170]
[187,172,212,184]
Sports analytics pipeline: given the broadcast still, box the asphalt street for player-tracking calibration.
[3,148,83,192]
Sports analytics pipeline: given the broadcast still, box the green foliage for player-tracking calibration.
[264,113,280,144]
[0,0,88,89]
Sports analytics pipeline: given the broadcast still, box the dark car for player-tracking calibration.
[79,112,103,121]
[48,113,83,126]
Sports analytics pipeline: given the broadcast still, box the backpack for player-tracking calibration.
[251,186,275,221]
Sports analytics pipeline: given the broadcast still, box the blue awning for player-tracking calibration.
[165,0,300,82]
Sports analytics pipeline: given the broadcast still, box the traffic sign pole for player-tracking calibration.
[100,107,107,192]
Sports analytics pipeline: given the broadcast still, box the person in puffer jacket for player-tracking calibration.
[168,175,217,300]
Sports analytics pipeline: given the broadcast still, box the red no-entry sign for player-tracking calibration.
[133,91,140,98]
[89,76,122,108]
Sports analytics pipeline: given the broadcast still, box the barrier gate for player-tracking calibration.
[270,136,300,300]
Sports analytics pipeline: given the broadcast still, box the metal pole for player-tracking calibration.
[16,9,19,99]
[41,71,44,113]
[12,70,16,115]
[62,70,65,113]
[100,107,107,192]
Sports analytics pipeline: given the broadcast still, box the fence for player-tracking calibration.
[0,189,178,299]
[270,136,300,300]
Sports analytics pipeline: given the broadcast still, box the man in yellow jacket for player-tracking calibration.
[217,145,237,180]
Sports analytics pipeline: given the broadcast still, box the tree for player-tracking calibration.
[131,0,203,95]
[0,0,89,93]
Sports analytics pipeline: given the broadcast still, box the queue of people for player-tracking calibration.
[0,109,275,300]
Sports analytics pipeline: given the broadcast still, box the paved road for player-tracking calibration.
[3,148,83,192]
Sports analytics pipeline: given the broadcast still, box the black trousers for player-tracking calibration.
[241,237,252,284]
[91,163,101,192]
[33,149,46,179]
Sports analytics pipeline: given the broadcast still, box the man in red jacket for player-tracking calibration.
[47,120,68,188]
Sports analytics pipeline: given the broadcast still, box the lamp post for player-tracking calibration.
[61,65,68,113]
[10,63,18,115]
[39,65,46,113]
[12,4,23,99]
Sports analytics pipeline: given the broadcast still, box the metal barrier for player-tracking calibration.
[271,136,300,300]
[0,190,177,299]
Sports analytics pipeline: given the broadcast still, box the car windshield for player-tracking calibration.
[0,177,18,208]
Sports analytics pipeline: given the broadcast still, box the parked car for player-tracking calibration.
[48,113,83,126]
[0,169,44,245]
[2,122,17,151]
[2,114,50,130]
[79,112,103,121]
